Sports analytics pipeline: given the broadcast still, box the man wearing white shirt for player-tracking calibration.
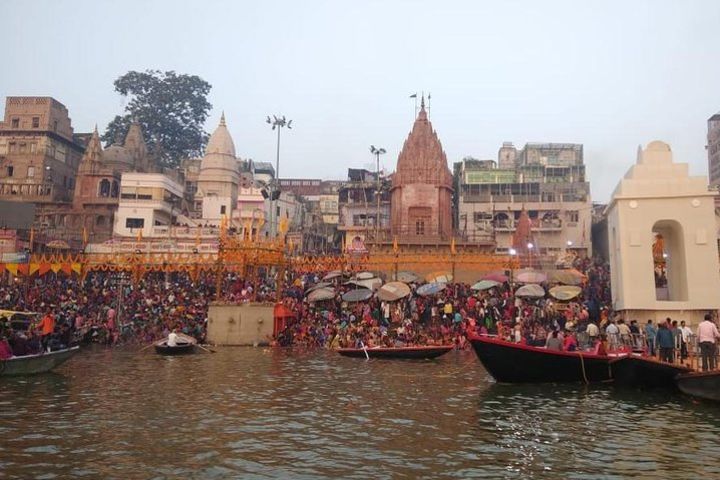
[696,314,720,371]
[679,320,693,360]
[167,329,179,347]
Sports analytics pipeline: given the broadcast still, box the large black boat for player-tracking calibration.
[675,370,720,401]
[337,345,454,360]
[609,355,693,389]
[467,334,613,384]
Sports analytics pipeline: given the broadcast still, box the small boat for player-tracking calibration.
[609,355,694,389]
[0,347,80,376]
[154,333,197,355]
[337,345,454,359]
[675,370,720,402]
[468,334,612,384]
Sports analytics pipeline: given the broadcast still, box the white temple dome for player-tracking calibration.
[205,113,236,158]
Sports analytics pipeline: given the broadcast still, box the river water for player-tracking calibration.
[2,348,720,479]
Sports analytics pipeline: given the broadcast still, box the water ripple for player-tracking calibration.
[1,348,720,478]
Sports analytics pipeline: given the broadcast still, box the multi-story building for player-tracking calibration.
[337,168,391,251]
[455,142,592,262]
[115,172,184,238]
[708,113,720,189]
[0,97,85,205]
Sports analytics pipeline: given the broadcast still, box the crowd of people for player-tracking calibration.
[1,256,718,372]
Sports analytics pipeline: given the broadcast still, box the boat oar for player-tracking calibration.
[360,341,370,361]
[196,344,216,354]
[139,342,158,352]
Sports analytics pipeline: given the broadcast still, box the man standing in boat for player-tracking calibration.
[696,314,720,371]
[35,309,56,352]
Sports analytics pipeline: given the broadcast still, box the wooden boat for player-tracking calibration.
[609,355,693,389]
[675,370,720,401]
[0,346,80,376]
[467,333,612,384]
[154,333,197,355]
[337,345,454,359]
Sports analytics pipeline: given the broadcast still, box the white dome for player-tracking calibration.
[205,113,236,158]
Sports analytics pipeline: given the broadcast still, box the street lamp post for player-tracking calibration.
[266,115,292,238]
[370,145,386,241]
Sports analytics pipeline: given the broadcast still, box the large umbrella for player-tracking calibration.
[377,281,411,301]
[548,269,586,286]
[345,277,383,291]
[46,240,71,249]
[515,284,545,298]
[425,271,453,283]
[395,271,419,283]
[307,287,336,303]
[471,280,501,291]
[322,271,343,281]
[482,272,508,283]
[355,272,375,280]
[549,285,582,301]
[342,289,373,303]
[515,271,548,284]
[305,282,332,294]
[417,282,447,297]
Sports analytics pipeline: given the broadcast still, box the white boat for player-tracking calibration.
[0,347,80,376]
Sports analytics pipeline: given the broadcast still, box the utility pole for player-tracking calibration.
[266,115,292,238]
[370,145,386,241]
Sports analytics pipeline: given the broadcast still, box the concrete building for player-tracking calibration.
[606,140,720,326]
[0,96,85,204]
[195,114,239,224]
[337,168,391,252]
[391,97,453,240]
[455,142,591,262]
[708,113,720,189]
[234,185,266,239]
[115,172,184,238]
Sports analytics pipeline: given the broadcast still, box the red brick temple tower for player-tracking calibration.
[391,96,453,240]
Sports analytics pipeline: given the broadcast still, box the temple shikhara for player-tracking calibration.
[391,97,454,241]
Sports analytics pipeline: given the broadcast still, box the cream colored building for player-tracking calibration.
[606,141,720,326]
[195,113,239,224]
[114,172,184,238]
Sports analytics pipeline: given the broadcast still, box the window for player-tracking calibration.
[6,166,13,177]
[415,220,425,235]
[19,143,26,154]
[11,118,19,128]
[32,117,39,128]
[276,206,280,217]
[30,143,37,154]
[27,166,35,178]
[99,179,111,197]
[111,181,119,198]
[568,210,579,223]
[53,120,58,132]
[8,142,17,153]
[126,218,145,229]
[220,205,226,215]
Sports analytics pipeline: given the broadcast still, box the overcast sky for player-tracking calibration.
[3,0,719,202]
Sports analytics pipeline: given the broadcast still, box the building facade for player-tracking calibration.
[455,142,592,262]
[337,168,391,251]
[0,97,85,205]
[708,113,720,189]
[115,172,184,238]
[390,98,453,240]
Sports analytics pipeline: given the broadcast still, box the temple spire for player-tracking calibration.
[220,111,226,127]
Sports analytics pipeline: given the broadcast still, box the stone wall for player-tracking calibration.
[206,302,275,346]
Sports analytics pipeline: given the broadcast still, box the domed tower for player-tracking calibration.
[196,113,239,223]
[391,97,453,239]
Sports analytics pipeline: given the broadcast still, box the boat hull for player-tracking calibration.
[610,356,693,389]
[0,347,80,376]
[155,343,196,355]
[337,345,454,359]
[676,371,720,401]
[468,334,611,384]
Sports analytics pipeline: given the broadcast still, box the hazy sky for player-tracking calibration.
[3,0,720,202]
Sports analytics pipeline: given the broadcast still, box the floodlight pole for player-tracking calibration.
[370,145,386,241]
[267,115,292,238]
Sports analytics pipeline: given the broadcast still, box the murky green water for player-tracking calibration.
[1,348,719,479]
